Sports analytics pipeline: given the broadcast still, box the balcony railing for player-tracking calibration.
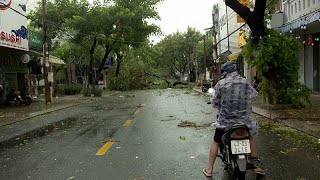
[283,0,320,23]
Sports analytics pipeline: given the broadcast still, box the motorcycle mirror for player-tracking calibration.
[208,88,215,95]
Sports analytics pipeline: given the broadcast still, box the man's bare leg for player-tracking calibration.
[204,142,219,175]
[250,136,265,174]
[250,135,257,157]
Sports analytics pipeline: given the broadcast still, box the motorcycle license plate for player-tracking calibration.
[231,140,251,154]
[18,96,21,98]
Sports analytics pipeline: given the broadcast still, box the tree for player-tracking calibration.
[29,0,162,91]
[155,28,204,82]
[243,29,311,108]
[225,0,267,42]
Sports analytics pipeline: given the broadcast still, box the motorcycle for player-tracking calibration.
[202,80,216,93]
[4,90,32,106]
[219,124,253,180]
[20,91,32,106]
[207,88,263,179]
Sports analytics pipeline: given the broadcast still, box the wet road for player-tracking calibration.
[0,89,319,180]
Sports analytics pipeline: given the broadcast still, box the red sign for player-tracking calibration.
[0,0,12,10]
[1,31,22,44]
[307,35,313,46]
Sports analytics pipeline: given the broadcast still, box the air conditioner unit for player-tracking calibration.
[270,12,284,28]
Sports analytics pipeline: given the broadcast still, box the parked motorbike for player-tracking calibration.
[202,80,216,92]
[4,90,32,106]
[20,91,32,106]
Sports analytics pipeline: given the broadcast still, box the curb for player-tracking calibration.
[252,107,320,139]
[0,92,119,149]
[0,116,77,150]
[0,91,119,127]
[1,103,82,127]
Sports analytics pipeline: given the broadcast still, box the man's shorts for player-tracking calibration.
[213,128,225,144]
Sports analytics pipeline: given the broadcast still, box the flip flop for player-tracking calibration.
[202,168,213,177]
[254,168,266,176]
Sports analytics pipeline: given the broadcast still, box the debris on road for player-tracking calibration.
[179,136,186,140]
[178,120,211,128]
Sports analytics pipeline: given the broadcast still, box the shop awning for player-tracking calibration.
[279,10,320,33]
[49,56,65,64]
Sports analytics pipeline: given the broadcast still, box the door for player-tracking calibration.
[313,34,320,92]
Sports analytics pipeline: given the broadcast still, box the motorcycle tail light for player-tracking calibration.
[230,129,249,139]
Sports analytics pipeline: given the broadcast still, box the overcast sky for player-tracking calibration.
[27,0,218,43]
[150,0,217,43]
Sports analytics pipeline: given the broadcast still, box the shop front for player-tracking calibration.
[0,0,29,97]
[0,47,29,95]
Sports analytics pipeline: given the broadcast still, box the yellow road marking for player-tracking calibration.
[123,119,133,126]
[133,109,140,115]
[96,140,114,156]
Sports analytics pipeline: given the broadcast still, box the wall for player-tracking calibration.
[283,0,320,23]
[299,47,305,83]
[305,45,314,89]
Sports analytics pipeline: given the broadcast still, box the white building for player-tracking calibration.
[216,0,256,82]
[272,0,320,92]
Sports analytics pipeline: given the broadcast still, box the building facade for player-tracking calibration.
[275,0,320,92]
[216,0,256,82]
[0,0,30,96]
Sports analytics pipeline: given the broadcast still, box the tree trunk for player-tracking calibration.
[89,37,97,90]
[115,52,123,77]
[225,0,267,39]
[98,44,112,74]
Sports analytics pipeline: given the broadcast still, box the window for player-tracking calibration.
[303,0,305,9]
[299,1,301,11]
[291,5,294,15]
[313,0,315,4]
[308,0,310,7]
[295,3,297,13]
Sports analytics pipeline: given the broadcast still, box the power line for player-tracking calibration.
[0,2,28,18]
[216,23,247,45]
[216,0,275,46]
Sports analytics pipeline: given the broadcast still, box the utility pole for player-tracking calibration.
[42,0,52,104]
[203,35,206,82]
[211,6,220,81]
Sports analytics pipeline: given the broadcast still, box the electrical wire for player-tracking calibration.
[0,2,28,18]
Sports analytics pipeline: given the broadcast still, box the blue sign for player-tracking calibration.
[105,54,112,67]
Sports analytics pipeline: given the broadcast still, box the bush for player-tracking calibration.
[159,80,170,89]
[62,84,82,95]
[243,29,311,108]
[277,82,311,108]
[82,88,91,97]
[92,88,103,97]
[108,74,129,91]
[56,84,66,95]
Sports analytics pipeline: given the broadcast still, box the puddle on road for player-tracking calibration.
[0,117,77,150]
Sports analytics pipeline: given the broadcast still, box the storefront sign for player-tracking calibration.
[29,31,42,51]
[0,0,28,51]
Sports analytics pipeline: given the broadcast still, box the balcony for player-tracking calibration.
[283,0,320,23]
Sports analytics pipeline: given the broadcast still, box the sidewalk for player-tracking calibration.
[252,95,320,138]
[0,91,119,149]
[0,95,85,126]
[194,87,320,138]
